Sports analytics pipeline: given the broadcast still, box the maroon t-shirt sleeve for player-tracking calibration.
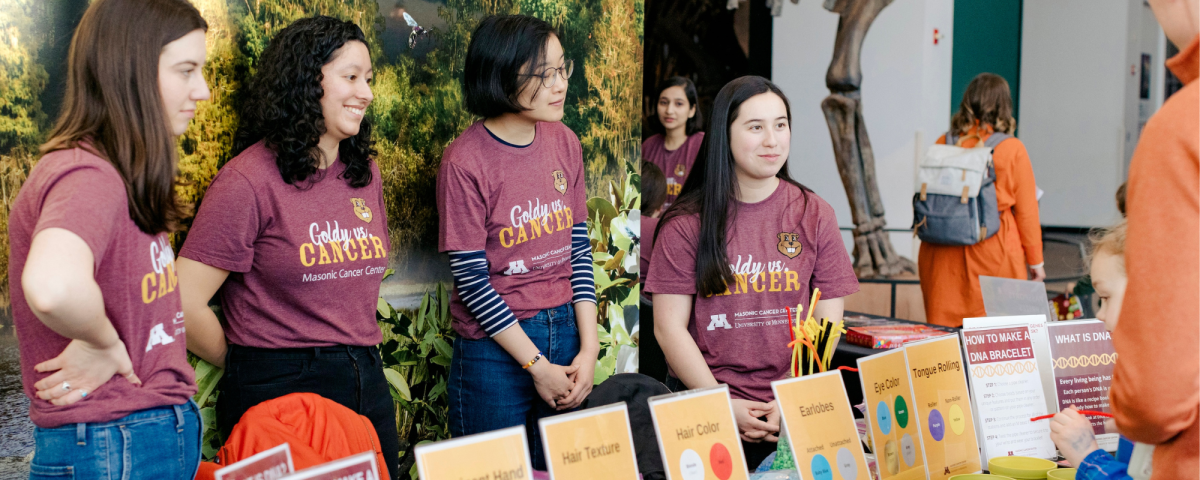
[639,216,658,285]
[570,137,587,217]
[809,200,859,299]
[180,168,260,272]
[32,163,125,265]
[644,216,698,295]
[437,160,488,252]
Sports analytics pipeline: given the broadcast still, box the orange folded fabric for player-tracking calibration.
[195,392,389,480]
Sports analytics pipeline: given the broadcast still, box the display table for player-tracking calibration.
[639,300,958,411]
[832,311,959,412]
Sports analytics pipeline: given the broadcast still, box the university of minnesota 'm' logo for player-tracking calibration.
[552,170,567,195]
[674,163,686,177]
[351,198,372,223]
[777,232,802,259]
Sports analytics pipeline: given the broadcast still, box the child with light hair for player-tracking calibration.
[1050,221,1135,479]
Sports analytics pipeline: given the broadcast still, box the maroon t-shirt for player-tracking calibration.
[643,181,859,402]
[641,132,704,210]
[180,141,388,348]
[8,147,196,428]
[640,215,659,288]
[437,121,587,339]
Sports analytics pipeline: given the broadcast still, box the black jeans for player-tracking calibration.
[665,376,777,471]
[217,344,399,480]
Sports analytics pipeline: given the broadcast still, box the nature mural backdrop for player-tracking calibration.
[0,0,642,474]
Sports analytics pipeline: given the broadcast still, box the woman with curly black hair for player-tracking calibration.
[177,16,397,478]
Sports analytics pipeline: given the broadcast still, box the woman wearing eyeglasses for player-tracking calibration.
[436,14,597,470]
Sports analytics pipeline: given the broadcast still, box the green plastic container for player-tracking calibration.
[1047,469,1077,480]
[950,475,1017,480]
[988,456,1059,480]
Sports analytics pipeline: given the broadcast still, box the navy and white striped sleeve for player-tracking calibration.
[570,222,597,304]
[448,250,518,336]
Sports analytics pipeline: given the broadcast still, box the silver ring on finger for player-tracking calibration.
[80,390,88,399]
[61,381,70,391]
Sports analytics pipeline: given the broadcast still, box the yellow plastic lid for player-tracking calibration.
[950,475,1017,480]
[988,456,1059,479]
[1046,468,1077,480]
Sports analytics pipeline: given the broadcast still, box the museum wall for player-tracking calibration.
[1020,0,1164,228]
[771,0,955,260]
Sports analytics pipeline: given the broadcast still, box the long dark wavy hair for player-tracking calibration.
[41,0,207,235]
[232,16,375,188]
[657,76,811,297]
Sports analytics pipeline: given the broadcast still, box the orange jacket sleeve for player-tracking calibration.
[994,139,1044,266]
[1110,73,1200,446]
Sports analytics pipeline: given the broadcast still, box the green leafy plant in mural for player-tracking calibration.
[0,0,49,154]
[0,0,49,307]
[375,272,455,479]
[189,352,225,460]
[186,304,229,461]
[588,159,640,383]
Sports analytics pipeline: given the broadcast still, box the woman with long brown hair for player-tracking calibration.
[646,76,859,469]
[918,73,1045,327]
[7,0,210,477]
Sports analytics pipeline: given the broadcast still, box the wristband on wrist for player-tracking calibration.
[522,352,544,370]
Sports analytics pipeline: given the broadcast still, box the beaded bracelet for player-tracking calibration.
[522,352,544,370]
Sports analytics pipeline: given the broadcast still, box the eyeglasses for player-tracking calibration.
[521,59,574,89]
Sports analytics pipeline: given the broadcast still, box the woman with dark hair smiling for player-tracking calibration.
[643,76,705,210]
[8,0,208,477]
[437,14,597,470]
[645,76,859,470]
[176,15,397,479]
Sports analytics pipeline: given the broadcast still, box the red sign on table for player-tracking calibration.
[215,443,295,480]
[962,326,1035,365]
[281,452,381,480]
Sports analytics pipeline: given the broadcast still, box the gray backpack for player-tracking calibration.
[911,131,1010,246]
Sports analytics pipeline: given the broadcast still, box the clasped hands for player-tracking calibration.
[530,349,597,411]
[733,398,781,443]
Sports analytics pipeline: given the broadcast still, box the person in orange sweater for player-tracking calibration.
[918,73,1045,327]
[1109,0,1199,478]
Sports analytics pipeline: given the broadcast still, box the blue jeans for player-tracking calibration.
[448,303,581,471]
[30,400,201,480]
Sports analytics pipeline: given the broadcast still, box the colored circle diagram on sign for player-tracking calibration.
[876,400,892,435]
[894,395,909,429]
[811,454,834,480]
[837,447,859,479]
[948,404,966,436]
[710,442,734,480]
[900,433,917,467]
[928,409,945,441]
[883,440,899,474]
[679,449,704,480]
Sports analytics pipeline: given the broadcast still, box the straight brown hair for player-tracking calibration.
[40,0,207,235]
[950,73,1017,136]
